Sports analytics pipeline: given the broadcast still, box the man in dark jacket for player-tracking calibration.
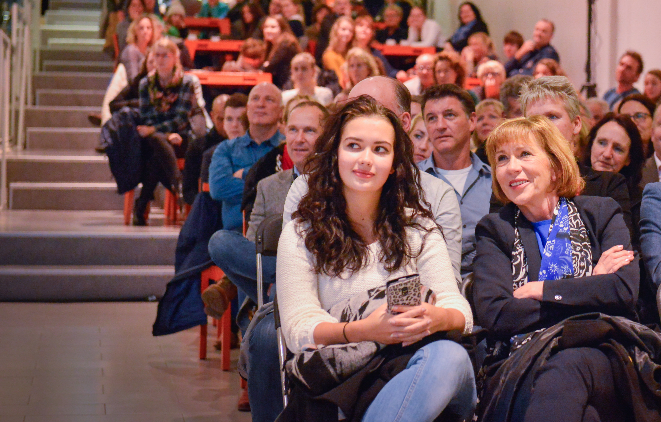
[505,19,559,77]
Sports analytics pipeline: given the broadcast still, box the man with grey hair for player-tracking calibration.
[586,97,609,125]
[209,82,284,232]
[404,53,437,95]
[510,76,634,232]
[500,74,532,118]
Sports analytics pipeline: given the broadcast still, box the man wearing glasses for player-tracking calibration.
[404,53,436,95]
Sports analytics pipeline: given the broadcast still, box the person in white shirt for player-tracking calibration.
[401,6,444,49]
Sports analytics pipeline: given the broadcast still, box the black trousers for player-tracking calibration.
[137,132,185,206]
[521,347,629,422]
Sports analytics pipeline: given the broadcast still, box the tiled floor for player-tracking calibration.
[0,302,252,422]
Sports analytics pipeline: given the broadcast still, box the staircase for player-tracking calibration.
[0,6,179,301]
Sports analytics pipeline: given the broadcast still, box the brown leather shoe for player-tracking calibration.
[237,385,250,412]
[201,276,238,319]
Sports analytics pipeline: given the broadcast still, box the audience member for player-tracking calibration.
[133,38,196,225]
[276,95,475,421]
[261,16,302,88]
[640,181,661,289]
[143,0,160,17]
[101,0,125,55]
[410,94,422,117]
[303,3,331,50]
[472,60,505,101]
[281,52,333,106]
[418,84,492,279]
[375,4,406,45]
[251,76,463,420]
[208,101,326,422]
[618,94,656,158]
[408,113,431,163]
[644,69,661,104]
[473,99,504,162]
[401,6,444,49]
[500,74,532,118]
[433,51,467,88]
[462,32,496,77]
[501,30,523,61]
[519,76,635,239]
[182,93,247,205]
[586,97,609,124]
[376,0,411,29]
[322,15,354,88]
[121,14,160,83]
[230,2,265,40]
[279,0,305,37]
[352,13,401,79]
[583,113,645,245]
[446,2,489,53]
[197,0,229,18]
[314,0,352,64]
[343,47,381,91]
[164,1,187,39]
[640,107,661,188]
[404,53,435,95]
[474,116,639,422]
[603,50,643,110]
[221,38,266,72]
[533,57,565,78]
[115,0,145,54]
[208,82,285,232]
[505,19,559,77]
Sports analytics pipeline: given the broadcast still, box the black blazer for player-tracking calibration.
[473,196,639,340]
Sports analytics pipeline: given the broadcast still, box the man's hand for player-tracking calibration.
[515,40,536,60]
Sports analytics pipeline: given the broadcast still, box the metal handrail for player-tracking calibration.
[0,29,11,210]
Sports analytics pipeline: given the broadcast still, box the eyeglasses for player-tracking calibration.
[416,65,433,72]
[622,112,651,122]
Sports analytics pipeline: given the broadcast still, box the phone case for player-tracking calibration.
[386,274,421,314]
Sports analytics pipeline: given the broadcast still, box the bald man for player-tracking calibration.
[209,82,284,231]
[404,53,436,95]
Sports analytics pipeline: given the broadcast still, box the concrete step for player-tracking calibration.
[33,72,111,91]
[50,0,102,11]
[6,151,111,183]
[26,127,100,150]
[9,182,123,210]
[40,47,110,63]
[0,231,177,266]
[36,89,105,106]
[45,9,101,25]
[47,38,105,48]
[25,106,101,128]
[40,25,99,45]
[0,265,173,301]
[42,59,114,72]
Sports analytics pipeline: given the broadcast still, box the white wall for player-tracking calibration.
[428,0,661,98]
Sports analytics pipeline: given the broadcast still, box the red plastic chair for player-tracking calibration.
[200,265,232,371]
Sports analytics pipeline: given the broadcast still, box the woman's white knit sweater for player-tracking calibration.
[276,218,473,353]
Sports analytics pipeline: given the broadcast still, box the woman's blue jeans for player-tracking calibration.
[362,339,477,422]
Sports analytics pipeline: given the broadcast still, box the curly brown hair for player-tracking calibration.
[293,95,437,277]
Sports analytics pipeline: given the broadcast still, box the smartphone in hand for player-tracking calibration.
[386,274,421,314]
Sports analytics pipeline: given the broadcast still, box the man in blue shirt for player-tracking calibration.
[603,50,644,110]
[208,82,285,232]
[505,19,559,77]
[417,84,492,280]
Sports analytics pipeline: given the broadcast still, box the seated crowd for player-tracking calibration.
[99,0,661,420]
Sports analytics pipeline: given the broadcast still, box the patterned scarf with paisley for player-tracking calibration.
[511,197,593,291]
[147,67,184,113]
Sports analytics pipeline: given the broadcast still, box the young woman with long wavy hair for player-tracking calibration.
[276,95,476,421]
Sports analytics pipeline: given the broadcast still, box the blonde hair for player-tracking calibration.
[126,14,159,45]
[152,37,183,74]
[408,113,425,136]
[476,60,505,81]
[472,99,504,146]
[344,47,381,89]
[485,115,584,204]
[327,16,354,55]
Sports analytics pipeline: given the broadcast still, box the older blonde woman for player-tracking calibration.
[281,52,333,106]
[333,47,381,102]
[474,115,639,421]
[471,60,505,101]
